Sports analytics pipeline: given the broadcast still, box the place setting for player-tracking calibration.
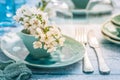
[0,2,111,74]
[1,0,120,80]
[0,3,86,79]
[0,5,86,69]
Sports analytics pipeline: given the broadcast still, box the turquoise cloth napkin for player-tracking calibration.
[0,60,32,80]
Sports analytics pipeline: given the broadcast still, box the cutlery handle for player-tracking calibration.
[95,48,110,74]
[83,51,94,73]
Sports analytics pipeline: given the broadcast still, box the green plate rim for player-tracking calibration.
[101,31,120,44]
[111,14,120,26]
[101,21,120,40]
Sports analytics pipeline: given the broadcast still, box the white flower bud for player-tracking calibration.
[33,41,42,49]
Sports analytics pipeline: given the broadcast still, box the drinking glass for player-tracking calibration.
[0,0,26,36]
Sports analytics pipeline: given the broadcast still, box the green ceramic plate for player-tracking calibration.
[102,21,120,41]
[111,14,120,26]
[1,33,85,68]
[102,31,120,44]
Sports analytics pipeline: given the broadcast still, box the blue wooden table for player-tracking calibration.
[0,23,120,80]
[31,24,120,80]
[0,0,120,79]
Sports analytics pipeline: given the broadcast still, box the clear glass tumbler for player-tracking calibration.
[0,0,26,36]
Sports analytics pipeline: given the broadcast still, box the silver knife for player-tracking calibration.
[88,30,110,74]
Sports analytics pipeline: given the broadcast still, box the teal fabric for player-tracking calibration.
[0,60,32,80]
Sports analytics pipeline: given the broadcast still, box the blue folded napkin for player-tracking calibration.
[0,60,32,80]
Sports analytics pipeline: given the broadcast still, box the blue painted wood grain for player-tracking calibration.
[0,42,120,80]
[0,0,120,79]
[30,75,120,80]
[0,33,120,80]
[0,10,120,80]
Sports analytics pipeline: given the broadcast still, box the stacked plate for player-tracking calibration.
[101,14,120,44]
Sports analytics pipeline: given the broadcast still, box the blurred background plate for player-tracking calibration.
[111,14,120,26]
[71,0,113,17]
[102,21,120,40]
[102,31,120,44]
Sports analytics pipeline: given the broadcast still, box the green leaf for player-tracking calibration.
[22,29,30,34]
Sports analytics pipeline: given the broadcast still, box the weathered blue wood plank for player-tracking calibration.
[0,24,120,79]
[30,75,120,80]
[0,44,120,75]
[30,42,120,75]
[31,59,120,75]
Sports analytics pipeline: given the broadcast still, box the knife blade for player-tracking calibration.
[88,30,110,74]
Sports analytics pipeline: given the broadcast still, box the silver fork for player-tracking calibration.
[75,27,94,73]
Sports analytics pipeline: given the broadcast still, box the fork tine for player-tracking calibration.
[77,27,86,43]
[78,27,82,43]
[75,26,85,43]
[77,29,79,41]
[75,27,78,41]
[75,27,79,42]
[83,26,87,43]
[78,27,80,42]
[81,26,84,43]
